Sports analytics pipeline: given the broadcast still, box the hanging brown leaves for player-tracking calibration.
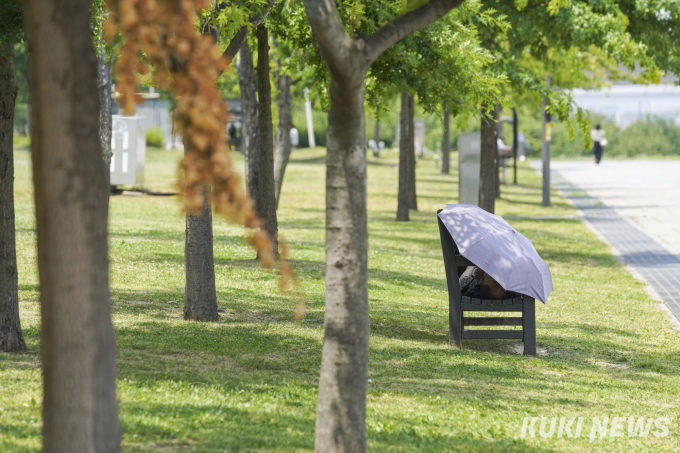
[105,0,297,289]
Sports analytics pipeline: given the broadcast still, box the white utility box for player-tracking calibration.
[110,115,145,186]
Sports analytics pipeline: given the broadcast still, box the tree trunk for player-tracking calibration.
[407,93,417,211]
[184,184,218,321]
[256,24,278,255]
[314,70,369,453]
[273,72,292,207]
[0,43,26,353]
[303,0,467,449]
[238,43,260,211]
[479,103,498,213]
[495,155,501,199]
[441,108,450,174]
[181,22,220,323]
[541,93,551,206]
[97,52,113,177]
[495,103,501,199]
[372,121,379,157]
[396,88,410,221]
[23,0,121,450]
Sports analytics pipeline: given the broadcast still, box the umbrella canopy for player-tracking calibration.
[438,204,553,303]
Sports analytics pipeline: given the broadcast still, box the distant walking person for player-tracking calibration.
[590,124,607,164]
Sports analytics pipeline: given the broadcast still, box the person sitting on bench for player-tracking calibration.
[459,267,509,300]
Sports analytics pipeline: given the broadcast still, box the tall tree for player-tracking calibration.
[181,19,220,323]
[441,108,450,174]
[256,24,278,255]
[23,0,121,449]
[478,103,498,213]
[396,89,417,220]
[215,0,280,209]
[92,0,113,174]
[273,70,292,206]
[97,53,113,176]
[372,121,380,157]
[0,32,26,352]
[406,93,417,211]
[303,0,466,449]
[396,88,411,221]
[238,42,260,210]
[182,2,278,321]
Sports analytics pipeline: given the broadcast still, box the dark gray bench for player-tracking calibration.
[437,210,536,355]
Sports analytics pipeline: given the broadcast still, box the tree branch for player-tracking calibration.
[201,2,228,42]
[363,0,465,64]
[304,0,361,79]
[222,27,250,63]
[220,0,277,67]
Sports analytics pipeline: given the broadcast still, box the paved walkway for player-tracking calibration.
[539,160,680,322]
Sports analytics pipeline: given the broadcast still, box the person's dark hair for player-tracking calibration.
[595,124,601,130]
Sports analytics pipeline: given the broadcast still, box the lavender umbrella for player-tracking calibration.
[438,204,553,303]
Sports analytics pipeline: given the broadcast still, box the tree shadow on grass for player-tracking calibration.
[18,283,40,293]
[539,321,641,339]
[368,268,446,292]
[370,331,680,385]
[110,318,677,450]
[289,155,326,165]
[368,430,560,453]
[109,230,186,242]
[110,287,312,324]
[115,362,562,453]
[0,422,40,453]
[408,194,459,203]
[119,401,316,452]
[109,277,680,382]
[368,309,653,356]
[498,196,574,210]
[501,182,539,191]
[6,287,679,451]
[368,231,445,248]
[367,159,399,168]
[114,323,323,376]
[109,230,251,246]
[111,324,560,451]
[414,175,458,185]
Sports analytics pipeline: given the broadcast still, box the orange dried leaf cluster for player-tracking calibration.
[105,0,283,275]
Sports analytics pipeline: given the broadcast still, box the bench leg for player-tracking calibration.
[449,306,462,348]
[522,297,536,356]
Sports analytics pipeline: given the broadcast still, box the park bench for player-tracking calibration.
[437,211,537,355]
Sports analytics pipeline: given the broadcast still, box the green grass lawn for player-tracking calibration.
[2,146,679,452]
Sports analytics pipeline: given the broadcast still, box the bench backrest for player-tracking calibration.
[437,209,472,303]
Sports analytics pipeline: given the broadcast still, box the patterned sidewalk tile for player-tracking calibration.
[551,170,680,322]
